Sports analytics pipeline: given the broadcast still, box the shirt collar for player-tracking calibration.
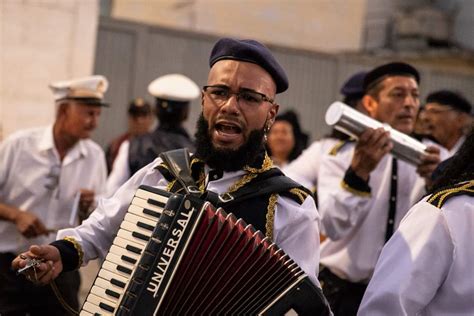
[37,125,88,161]
[451,135,465,154]
[37,125,56,153]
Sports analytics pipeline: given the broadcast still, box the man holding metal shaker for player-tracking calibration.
[317,62,441,315]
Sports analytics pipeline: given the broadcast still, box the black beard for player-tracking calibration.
[194,114,265,171]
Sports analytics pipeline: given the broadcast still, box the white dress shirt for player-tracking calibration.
[283,138,339,190]
[317,142,426,282]
[58,158,322,285]
[359,192,474,315]
[0,125,107,254]
[106,140,130,197]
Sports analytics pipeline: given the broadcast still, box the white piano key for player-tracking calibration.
[135,188,169,205]
[82,301,112,316]
[124,212,157,228]
[79,310,93,316]
[98,269,129,287]
[91,285,120,303]
[120,220,153,238]
[102,261,133,278]
[112,235,145,252]
[131,196,163,214]
[116,229,147,247]
[94,277,125,296]
[109,245,140,262]
[105,252,135,271]
[84,293,115,315]
[127,204,160,222]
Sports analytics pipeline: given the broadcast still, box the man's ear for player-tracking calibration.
[201,91,205,109]
[55,101,69,119]
[268,104,279,123]
[362,95,378,118]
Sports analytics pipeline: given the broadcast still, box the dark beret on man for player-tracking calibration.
[340,71,367,98]
[363,62,420,92]
[209,38,289,93]
[426,90,472,114]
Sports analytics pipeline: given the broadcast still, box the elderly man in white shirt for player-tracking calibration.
[13,38,331,315]
[359,127,474,315]
[0,75,108,315]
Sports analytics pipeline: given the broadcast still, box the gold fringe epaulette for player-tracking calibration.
[328,139,354,156]
[427,180,474,209]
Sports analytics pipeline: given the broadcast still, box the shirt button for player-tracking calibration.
[392,175,397,180]
[388,219,394,224]
[391,197,396,202]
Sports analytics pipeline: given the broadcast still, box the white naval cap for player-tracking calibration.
[147,74,200,102]
[49,75,109,106]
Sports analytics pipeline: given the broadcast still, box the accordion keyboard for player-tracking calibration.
[80,187,171,316]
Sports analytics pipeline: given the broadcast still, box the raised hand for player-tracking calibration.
[351,127,393,181]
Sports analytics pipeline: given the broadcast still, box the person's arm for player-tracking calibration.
[358,201,453,315]
[56,158,167,265]
[106,140,131,198]
[0,137,47,237]
[0,203,48,237]
[273,195,321,286]
[317,128,391,240]
[282,141,322,189]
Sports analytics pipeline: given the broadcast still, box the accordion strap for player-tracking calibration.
[159,148,200,195]
[203,170,312,207]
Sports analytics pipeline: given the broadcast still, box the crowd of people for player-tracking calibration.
[1,36,473,315]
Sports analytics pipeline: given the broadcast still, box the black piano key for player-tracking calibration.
[105,289,120,299]
[121,255,137,265]
[99,302,115,313]
[143,208,160,218]
[126,244,142,255]
[132,231,150,242]
[111,278,126,289]
[137,221,155,232]
[117,265,133,275]
[147,198,165,208]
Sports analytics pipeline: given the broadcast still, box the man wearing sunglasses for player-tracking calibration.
[13,38,330,314]
[0,75,108,314]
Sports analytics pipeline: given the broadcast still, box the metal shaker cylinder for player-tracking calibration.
[325,101,427,166]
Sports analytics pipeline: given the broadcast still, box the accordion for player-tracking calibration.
[80,185,329,315]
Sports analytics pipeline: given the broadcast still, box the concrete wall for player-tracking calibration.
[0,0,100,140]
[111,0,367,53]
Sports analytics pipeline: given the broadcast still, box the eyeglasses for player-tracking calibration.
[203,85,275,107]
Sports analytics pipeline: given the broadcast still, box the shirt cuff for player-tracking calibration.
[341,167,371,197]
[50,237,83,272]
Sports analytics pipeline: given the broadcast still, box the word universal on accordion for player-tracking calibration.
[80,185,328,315]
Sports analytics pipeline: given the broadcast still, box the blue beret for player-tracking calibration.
[209,38,289,93]
[364,62,420,92]
[340,71,367,98]
[426,90,472,114]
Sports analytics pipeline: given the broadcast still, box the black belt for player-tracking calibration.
[319,266,368,289]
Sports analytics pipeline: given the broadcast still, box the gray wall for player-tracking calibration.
[93,17,474,148]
